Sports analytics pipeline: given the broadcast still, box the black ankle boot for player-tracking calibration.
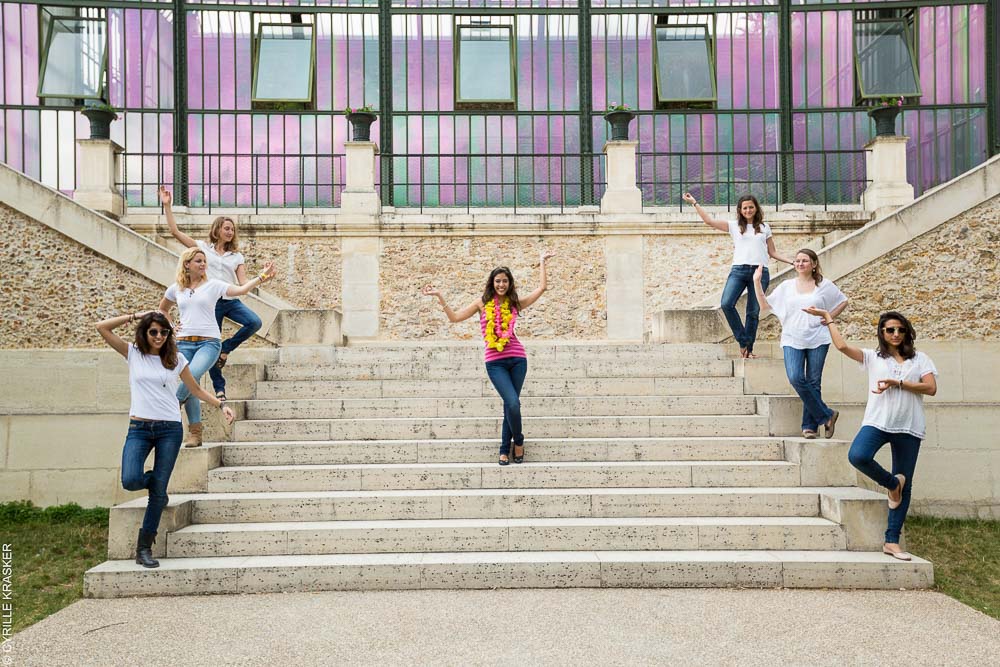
[136,530,160,568]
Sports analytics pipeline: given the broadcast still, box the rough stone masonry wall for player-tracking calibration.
[757,194,1000,341]
[1,205,165,349]
[380,236,606,340]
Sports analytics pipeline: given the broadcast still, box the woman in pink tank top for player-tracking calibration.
[423,252,556,465]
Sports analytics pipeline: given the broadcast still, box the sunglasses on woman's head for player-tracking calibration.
[148,328,171,337]
[882,327,907,335]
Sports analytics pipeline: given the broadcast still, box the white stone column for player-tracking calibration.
[605,235,645,340]
[341,141,381,215]
[861,135,914,218]
[74,139,124,219]
[341,237,381,339]
[600,140,643,214]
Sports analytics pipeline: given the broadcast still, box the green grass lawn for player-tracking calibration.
[0,502,110,634]
[905,515,1000,620]
[0,503,997,633]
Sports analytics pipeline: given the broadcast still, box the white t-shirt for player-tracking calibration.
[127,344,189,421]
[766,279,848,349]
[859,349,938,439]
[164,279,230,338]
[196,240,245,301]
[728,220,773,266]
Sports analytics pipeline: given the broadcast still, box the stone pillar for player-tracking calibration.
[341,237,380,339]
[605,235,645,340]
[341,141,381,215]
[861,135,914,218]
[74,139,124,219]
[600,140,642,214]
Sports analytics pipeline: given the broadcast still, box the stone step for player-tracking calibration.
[175,487,828,523]
[84,550,933,597]
[221,437,787,466]
[255,376,747,399]
[232,415,772,442]
[165,517,848,558]
[326,343,728,363]
[264,359,735,382]
[242,395,758,420]
[207,461,802,493]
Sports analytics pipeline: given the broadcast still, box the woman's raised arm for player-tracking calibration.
[682,192,729,232]
[519,252,556,310]
[159,186,197,248]
[422,285,482,323]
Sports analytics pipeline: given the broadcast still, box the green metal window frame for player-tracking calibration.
[454,23,517,109]
[653,22,717,107]
[852,18,922,101]
[251,22,317,104]
[36,15,108,100]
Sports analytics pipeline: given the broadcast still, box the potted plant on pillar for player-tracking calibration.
[345,104,378,142]
[868,96,905,137]
[80,99,119,140]
[604,103,636,141]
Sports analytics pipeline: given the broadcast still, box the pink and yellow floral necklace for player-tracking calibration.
[483,296,517,352]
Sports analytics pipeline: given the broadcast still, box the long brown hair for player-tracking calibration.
[876,311,917,361]
[134,312,179,370]
[736,194,764,235]
[796,248,824,285]
[481,266,521,312]
[208,216,239,252]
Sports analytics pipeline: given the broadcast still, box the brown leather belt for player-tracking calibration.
[177,335,218,342]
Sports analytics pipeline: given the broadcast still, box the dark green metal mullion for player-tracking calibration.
[172,0,188,205]
[778,0,793,205]
[378,0,392,205]
[579,0,594,206]
[988,0,1000,155]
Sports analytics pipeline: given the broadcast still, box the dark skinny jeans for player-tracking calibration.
[484,357,528,456]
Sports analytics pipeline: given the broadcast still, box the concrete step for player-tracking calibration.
[175,487,828,523]
[207,461,803,493]
[232,415,772,442]
[221,437,787,466]
[165,517,848,557]
[264,359,735,382]
[84,550,933,597]
[325,343,728,363]
[242,395,758,420]
[254,376,747,399]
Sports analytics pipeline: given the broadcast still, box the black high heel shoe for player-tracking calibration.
[498,454,510,466]
[513,442,524,464]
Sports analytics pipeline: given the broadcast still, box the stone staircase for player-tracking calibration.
[85,342,932,596]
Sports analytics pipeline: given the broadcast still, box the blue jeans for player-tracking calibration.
[848,425,922,544]
[485,357,528,456]
[121,420,183,534]
[176,338,222,425]
[782,344,833,431]
[208,299,262,394]
[721,264,768,352]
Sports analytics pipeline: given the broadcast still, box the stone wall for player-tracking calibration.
[758,194,1000,341]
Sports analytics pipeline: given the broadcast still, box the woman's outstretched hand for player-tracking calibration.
[753,265,764,283]
[540,251,557,264]
[221,405,236,424]
[260,260,277,280]
[802,306,832,325]
[158,186,172,207]
[421,285,441,298]
[681,192,697,205]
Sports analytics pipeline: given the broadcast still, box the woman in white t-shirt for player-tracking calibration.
[159,186,269,401]
[96,311,234,568]
[682,191,793,358]
[753,249,848,439]
[803,308,938,561]
[159,247,275,447]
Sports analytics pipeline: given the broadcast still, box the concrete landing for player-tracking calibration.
[13,589,999,666]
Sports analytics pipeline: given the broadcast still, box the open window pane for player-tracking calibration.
[456,26,515,104]
[38,17,107,99]
[654,25,716,103]
[853,20,921,99]
[252,24,315,102]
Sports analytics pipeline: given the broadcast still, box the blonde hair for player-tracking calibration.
[208,216,239,252]
[176,247,207,289]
